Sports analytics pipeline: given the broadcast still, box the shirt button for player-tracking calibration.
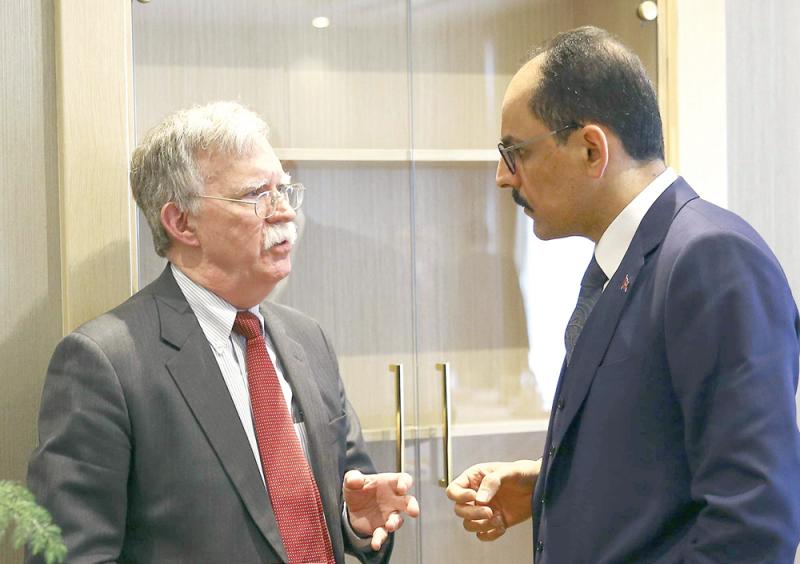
[548,444,556,457]
[536,540,544,552]
[557,398,565,410]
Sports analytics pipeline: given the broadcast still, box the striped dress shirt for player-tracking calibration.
[171,264,310,481]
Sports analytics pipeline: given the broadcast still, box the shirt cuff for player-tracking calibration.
[342,502,374,551]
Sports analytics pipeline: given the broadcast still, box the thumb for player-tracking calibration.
[475,471,503,504]
[344,469,366,490]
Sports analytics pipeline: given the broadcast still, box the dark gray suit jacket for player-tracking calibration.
[28,266,389,563]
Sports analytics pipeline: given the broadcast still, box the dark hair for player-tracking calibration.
[529,26,664,161]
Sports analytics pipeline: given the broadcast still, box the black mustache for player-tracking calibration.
[512,189,532,211]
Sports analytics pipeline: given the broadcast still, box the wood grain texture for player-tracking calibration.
[0,1,60,562]
[56,0,137,332]
[658,0,680,169]
[133,0,660,437]
[410,0,573,149]
[132,0,410,151]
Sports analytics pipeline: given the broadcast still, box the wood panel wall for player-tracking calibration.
[0,2,60,563]
[1,2,136,561]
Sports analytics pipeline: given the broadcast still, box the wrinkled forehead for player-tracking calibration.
[196,136,286,185]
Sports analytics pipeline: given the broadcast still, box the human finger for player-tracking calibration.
[476,526,507,542]
[446,476,477,504]
[371,526,389,551]
[474,469,504,504]
[453,502,493,521]
[463,512,504,534]
[404,494,420,518]
[343,469,366,491]
[384,512,404,532]
[393,472,413,494]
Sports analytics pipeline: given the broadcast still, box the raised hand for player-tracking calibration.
[343,470,420,551]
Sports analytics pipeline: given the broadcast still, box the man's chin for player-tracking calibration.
[532,222,554,241]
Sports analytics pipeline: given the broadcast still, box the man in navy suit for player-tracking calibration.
[447,26,800,562]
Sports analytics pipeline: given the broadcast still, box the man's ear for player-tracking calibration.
[160,202,200,247]
[579,124,609,178]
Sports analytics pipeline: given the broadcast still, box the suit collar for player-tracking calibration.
[595,167,678,281]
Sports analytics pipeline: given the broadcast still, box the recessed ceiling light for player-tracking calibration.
[312,16,330,29]
[637,1,658,22]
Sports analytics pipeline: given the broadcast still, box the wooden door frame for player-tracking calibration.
[658,0,679,170]
[54,0,138,333]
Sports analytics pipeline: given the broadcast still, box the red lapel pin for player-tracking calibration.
[620,274,630,293]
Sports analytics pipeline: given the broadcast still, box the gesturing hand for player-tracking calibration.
[343,470,420,551]
[445,459,540,541]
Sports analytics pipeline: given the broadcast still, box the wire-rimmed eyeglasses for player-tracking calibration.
[198,183,305,219]
[497,124,579,174]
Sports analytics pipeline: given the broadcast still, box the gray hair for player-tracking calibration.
[130,101,270,256]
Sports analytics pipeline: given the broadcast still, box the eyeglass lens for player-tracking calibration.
[498,144,516,174]
[254,185,304,218]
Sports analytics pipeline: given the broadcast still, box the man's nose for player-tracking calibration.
[267,192,296,223]
[496,158,517,189]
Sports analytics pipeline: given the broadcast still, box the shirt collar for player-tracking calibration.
[170,264,263,354]
[594,167,678,280]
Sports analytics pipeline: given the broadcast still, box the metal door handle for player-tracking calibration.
[390,364,405,473]
[437,362,452,487]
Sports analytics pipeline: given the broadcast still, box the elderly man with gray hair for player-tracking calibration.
[27,101,418,564]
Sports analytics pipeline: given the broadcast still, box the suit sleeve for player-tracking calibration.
[664,230,800,562]
[317,324,394,564]
[27,331,131,564]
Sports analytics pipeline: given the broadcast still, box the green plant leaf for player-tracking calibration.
[0,480,66,563]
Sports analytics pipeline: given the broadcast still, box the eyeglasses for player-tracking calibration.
[198,183,305,219]
[497,124,579,174]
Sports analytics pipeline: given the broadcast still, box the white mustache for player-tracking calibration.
[263,221,297,250]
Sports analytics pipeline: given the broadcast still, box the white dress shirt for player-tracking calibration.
[594,167,679,283]
[171,265,370,547]
[171,264,308,482]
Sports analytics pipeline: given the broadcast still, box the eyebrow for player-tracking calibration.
[500,135,520,146]
[234,181,271,197]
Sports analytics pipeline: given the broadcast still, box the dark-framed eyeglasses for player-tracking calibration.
[497,124,579,174]
[198,183,305,219]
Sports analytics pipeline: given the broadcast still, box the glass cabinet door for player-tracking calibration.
[408,1,658,562]
[132,2,420,561]
[131,1,658,562]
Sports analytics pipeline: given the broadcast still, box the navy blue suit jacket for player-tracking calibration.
[532,178,800,563]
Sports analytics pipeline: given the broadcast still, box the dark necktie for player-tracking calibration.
[233,311,335,564]
[564,256,608,365]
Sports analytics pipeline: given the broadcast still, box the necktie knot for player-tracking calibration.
[581,256,608,289]
[232,311,262,341]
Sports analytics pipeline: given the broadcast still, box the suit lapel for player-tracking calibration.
[549,178,699,450]
[550,242,645,449]
[152,268,288,561]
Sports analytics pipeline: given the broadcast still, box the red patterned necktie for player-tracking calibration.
[233,311,335,564]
